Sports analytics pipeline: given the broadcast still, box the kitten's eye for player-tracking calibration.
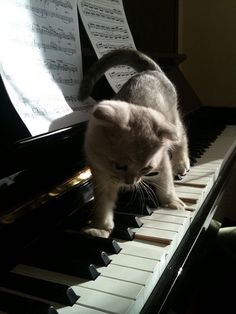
[115,163,128,171]
[141,166,159,177]
[145,171,159,177]
[140,166,152,174]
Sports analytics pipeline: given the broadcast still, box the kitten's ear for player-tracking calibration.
[93,103,115,124]
[92,100,130,128]
[157,122,178,142]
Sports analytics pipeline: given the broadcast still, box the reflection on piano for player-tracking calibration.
[1,3,236,314]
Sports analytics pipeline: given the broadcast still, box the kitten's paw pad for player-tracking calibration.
[164,198,185,210]
[80,226,111,238]
[172,157,190,176]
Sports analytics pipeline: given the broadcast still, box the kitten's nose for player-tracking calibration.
[124,175,136,185]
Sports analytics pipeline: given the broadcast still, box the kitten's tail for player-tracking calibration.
[79,49,161,101]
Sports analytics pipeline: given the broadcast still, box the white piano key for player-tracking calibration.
[98,264,151,286]
[190,163,220,170]
[144,211,190,224]
[140,218,182,232]
[190,166,220,181]
[133,226,177,245]
[190,163,222,170]
[117,240,166,262]
[174,185,206,196]
[117,239,169,274]
[79,276,143,301]
[57,304,105,314]
[176,191,200,203]
[175,174,213,187]
[74,286,135,314]
[184,202,199,212]
[111,253,158,272]
[79,277,145,314]
[154,207,192,217]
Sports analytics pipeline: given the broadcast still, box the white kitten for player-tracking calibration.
[79,49,190,238]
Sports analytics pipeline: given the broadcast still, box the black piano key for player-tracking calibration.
[77,248,111,266]
[114,212,143,228]
[142,204,153,215]
[0,289,58,314]
[36,234,112,267]
[145,196,159,208]
[190,156,197,165]
[116,202,153,215]
[111,227,135,241]
[61,231,121,254]
[1,272,79,306]
[22,249,100,280]
[27,259,99,280]
[189,149,202,158]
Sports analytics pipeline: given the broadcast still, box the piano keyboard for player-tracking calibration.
[1,125,236,314]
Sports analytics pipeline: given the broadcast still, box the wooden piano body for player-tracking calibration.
[1,1,236,313]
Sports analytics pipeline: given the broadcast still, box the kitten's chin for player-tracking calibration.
[122,178,141,188]
[109,175,123,186]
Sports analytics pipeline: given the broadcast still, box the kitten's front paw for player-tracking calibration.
[80,226,112,238]
[164,197,185,210]
[172,156,190,176]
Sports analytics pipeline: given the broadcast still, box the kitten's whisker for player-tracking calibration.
[123,184,137,210]
[137,182,146,215]
[141,181,159,208]
[147,181,167,194]
[129,184,138,205]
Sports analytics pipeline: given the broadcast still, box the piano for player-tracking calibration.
[1,2,236,314]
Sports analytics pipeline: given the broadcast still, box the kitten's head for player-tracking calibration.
[85,100,177,185]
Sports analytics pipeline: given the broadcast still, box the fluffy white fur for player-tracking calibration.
[79,49,190,238]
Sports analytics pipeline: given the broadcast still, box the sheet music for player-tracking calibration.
[77,0,136,92]
[0,0,92,136]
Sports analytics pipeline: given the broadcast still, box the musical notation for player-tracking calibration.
[88,23,128,34]
[81,1,122,17]
[96,42,133,53]
[47,0,73,10]
[44,59,77,73]
[108,70,136,79]
[65,95,78,103]
[23,4,73,23]
[65,95,94,111]
[82,8,124,23]
[32,23,75,41]
[54,77,79,86]
[34,40,76,55]
[77,0,136,92]
[1,0,88,136]
[91,31,129,41]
